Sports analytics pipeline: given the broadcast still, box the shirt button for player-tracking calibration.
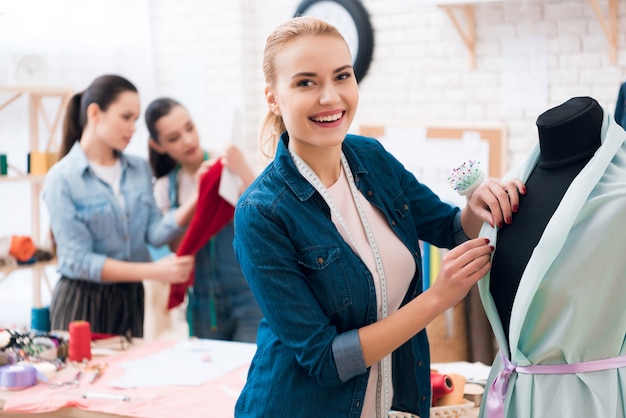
[391,221,396,226]
[317,257,324,264]
[417,360,423,367]
[421,395,427,402]
[403,204,408,210]
[367,190,373,197]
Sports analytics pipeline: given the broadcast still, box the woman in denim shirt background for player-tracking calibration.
[233,17,525,418]
[144,97,263,342]
[43,75,198,338]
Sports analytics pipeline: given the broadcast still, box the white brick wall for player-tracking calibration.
[1,0,625,239]
[149,0,626,170]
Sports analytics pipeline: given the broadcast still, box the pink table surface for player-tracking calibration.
[2,339,252,418]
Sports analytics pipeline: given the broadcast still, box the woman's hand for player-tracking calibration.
[152,254,195,284]
[428,238,494,310]
[467,178,526,228]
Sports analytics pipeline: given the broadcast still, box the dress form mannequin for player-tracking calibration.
[489,96,603,340]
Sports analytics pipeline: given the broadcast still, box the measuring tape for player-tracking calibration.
[289,149,391,417]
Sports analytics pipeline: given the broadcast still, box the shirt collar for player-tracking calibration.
[67,141,134,176]
[274,132,369,202]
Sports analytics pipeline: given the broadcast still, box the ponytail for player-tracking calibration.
[59,92,83,160]
[259,110,286,163]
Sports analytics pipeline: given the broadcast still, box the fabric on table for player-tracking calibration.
[2,339,255,418]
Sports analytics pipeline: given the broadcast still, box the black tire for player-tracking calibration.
[294,0,374,83]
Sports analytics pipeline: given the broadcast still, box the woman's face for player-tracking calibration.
[267,34,358,152]
[153,105,203,165]
[94,91,140,152]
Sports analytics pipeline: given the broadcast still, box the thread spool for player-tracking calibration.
[31,306,51,332]
[435,372,467,406]
[0,154,7,175]
[0,364,38,390]
[431,371,454,406]
[68,320,92,362]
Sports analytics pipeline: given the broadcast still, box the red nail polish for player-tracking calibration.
[513,205,518,212]
[506,216,512,224]
[484,238,490,244]
[490,245,495,251]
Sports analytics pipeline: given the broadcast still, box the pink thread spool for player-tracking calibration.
[431,371,454,406]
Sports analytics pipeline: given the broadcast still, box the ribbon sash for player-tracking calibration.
[486,352,626,418]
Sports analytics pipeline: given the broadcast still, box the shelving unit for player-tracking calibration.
[0,86,74,307]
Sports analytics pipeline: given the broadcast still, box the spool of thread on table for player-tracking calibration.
[68,320,92,362]
[431,371,454,406]
[31,306,51,332]
[0,154,7,175]
[0,364,38,390]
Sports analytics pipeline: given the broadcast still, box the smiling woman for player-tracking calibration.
[231,16,523,418]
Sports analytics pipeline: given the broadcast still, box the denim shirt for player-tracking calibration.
[233,133,468,418]
[43,142,184,282]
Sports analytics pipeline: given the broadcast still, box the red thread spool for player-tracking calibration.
[68,320,92,362]
[431,371,454,406]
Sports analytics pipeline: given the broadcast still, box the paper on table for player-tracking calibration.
[219,108,244,206]
[108,339,256,388]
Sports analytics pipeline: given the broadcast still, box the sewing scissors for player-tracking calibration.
[49,370,82,389]
[84,361,108,384]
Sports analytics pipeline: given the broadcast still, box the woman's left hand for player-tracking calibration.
[467,178,526,228]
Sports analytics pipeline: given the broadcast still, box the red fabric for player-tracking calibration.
[167,160,234,309]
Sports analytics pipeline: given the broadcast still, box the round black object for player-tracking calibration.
[294,0,374,83]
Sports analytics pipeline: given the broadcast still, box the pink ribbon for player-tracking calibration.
[486,352,626,418]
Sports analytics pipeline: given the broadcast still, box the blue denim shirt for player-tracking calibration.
[233,133,468,418]
[43,142,184,282]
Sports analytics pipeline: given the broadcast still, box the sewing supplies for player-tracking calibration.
[82,392,130,402]
[48,370,82,389]
[84,361,108,384]
[448,160,485,196]
[68,321,92,362]
[30,306,51,333]
[0,364,38,390]
[431,371,454,406]
[435,372,467,406]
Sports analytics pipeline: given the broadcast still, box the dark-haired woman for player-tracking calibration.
[145,97,262,342]
[43,74,197,337]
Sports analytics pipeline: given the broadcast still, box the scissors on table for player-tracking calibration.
[83,361,108,384]
[49,370,82,389]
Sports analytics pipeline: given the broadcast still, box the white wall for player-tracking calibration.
[149,0,626,169]
[1,0,625,325]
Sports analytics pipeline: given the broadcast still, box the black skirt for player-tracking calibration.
[49,276,144,338]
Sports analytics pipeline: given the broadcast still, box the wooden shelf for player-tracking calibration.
[436,0,619,68]
[0,85,72,308]
[0,174,45,183]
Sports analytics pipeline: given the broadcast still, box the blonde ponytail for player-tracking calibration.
[258,110,286,164]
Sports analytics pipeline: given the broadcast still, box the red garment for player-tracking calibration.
[167,160,234,309]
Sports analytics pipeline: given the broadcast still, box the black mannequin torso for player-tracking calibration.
[490,97,603,342]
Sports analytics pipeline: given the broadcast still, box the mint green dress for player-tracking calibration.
[478,109,626,417]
